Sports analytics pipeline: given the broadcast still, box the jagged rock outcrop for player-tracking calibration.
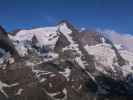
[0,26,19,60]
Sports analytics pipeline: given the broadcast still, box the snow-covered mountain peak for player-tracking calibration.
[0,22,133,99]
[58,22,72,34]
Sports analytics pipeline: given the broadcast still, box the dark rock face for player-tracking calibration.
[55,33,70,52]
[0,26,19,59]
[0,22,132,100]
[78,31,101,46]
[0,26,7,36]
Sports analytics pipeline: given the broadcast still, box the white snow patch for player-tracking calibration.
[75,57,86,69]
[44,88,67,100]
[101,37,106,43]
[63,44,82,55]
[40,78,47,83]
[25,61,35,67]
[75,56,96,83]
[50,74,56,78]
[49,83,53,88]
[84,44,117,71]
[46,91,61,98]
[112,49,133,77]
[59,23,74,44]
[119,50,133,65]
[121,65,133,76]
[0,81,19,98]
[59,23,72,35]
[16,88,24,95]
[15,42,28,57]
[44,90,61,100]
[43,52,59,62]
[32,67,52,80]
[0,52,11,64]
[77,84,82,90]
[59,68,71,81]
[62,88,67,100]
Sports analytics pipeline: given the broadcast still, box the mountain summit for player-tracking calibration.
[0,21,133,100]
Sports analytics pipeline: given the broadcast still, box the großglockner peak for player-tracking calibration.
[0,21,133,100]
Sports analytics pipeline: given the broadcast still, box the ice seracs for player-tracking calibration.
[10,26,59,49]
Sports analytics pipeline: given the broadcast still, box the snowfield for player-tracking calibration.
[10,26,59,48]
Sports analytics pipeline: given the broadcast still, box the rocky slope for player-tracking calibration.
[0,21,133,100]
